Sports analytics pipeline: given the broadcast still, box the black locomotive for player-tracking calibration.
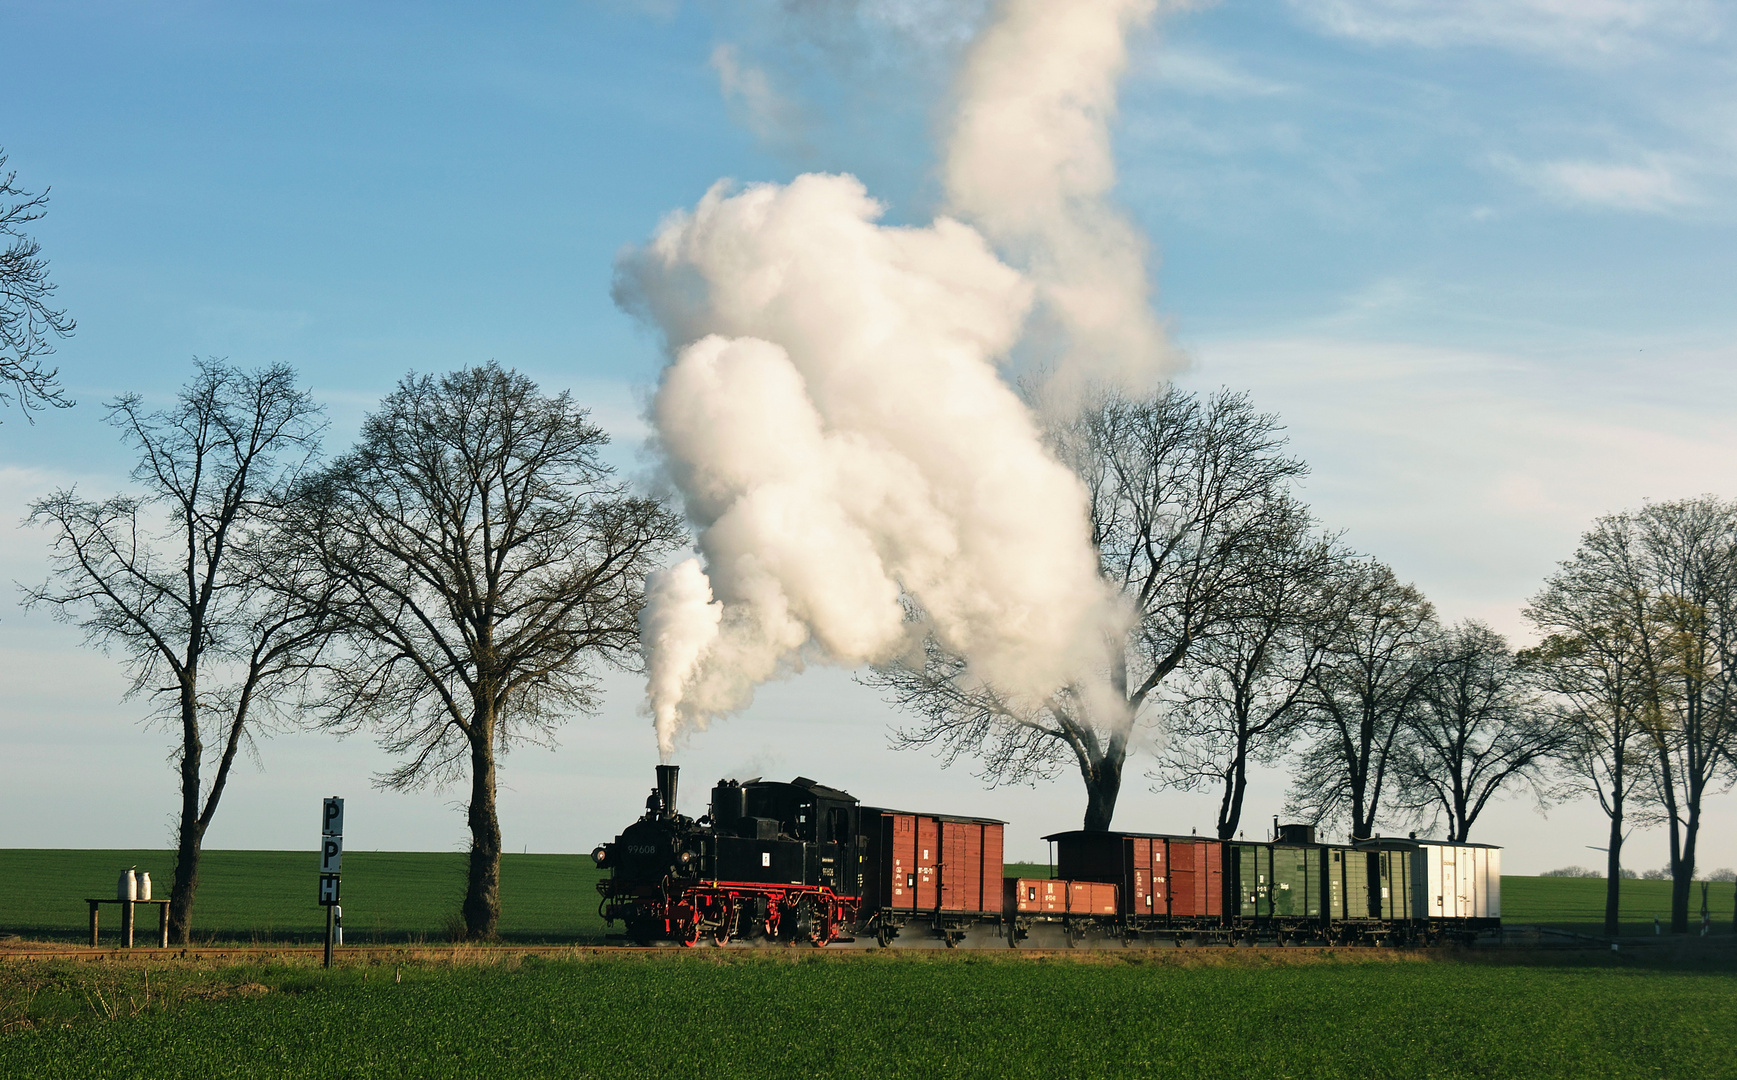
[592,765,866,945]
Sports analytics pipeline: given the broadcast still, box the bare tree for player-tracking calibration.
[1389,620,1560,842]
[1148,511,1342,839]
[23,361,327,942]
[1,149,76,418]
[1522,518,1662,939]
[1614,499,1737,932]
[282,364,684,937]
[870,387,1309,830]
[1283,560,1436,842]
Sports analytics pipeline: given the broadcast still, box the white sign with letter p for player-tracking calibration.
[322,796,344,837]
[321,835,343,874]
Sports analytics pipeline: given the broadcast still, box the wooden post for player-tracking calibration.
[324,903,335,969]
[159,902,170,948]
[122,899,135,949]
[88,900,99,947]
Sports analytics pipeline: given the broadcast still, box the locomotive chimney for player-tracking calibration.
[656,764,680,819]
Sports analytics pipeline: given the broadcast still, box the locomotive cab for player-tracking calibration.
[707,776,863,894]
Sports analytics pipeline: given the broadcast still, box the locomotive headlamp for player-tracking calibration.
[678,850,695,866]
[591,845,610,867]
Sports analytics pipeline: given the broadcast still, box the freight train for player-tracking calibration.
[591,766,1500,948]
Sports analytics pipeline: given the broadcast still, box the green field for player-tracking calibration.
[3,850,1732,944]
[4,950,1735,1078]
[0,850,609,944]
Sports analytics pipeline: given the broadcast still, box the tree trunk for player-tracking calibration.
[1216,749,1249,840]
[1603,811,1623,940]
[463,726,503,939]
[168,682,203,945]
[1672,802,1700,934]
[1081,753,1123,832]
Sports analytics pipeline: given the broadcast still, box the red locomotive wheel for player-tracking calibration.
[808,916,835,948]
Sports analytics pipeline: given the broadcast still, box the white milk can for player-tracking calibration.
[116,868,137,901]
[136,871,152,901]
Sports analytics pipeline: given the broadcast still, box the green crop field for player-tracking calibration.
[0,850,609,944]
[4,951,1735,1079]
[3,850,1733,944]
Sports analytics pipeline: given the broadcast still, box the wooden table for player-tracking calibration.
[85,898,171,948]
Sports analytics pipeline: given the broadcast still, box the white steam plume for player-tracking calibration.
[619,0,1173,757]
[944,0,1180,398]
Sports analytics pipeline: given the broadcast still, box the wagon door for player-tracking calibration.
[915,816,940,911]
[1201,842,1224,917]
[887,813,916,910]
[982,823,1004,916]
[1125,838,1153,918]
[940,820,970,912]
[1169,840,1198,917]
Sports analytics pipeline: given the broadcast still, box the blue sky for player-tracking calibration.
[3,0,1734,876]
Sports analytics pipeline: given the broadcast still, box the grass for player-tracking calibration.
[3,950,1735,1078]
[4,850,1732,945]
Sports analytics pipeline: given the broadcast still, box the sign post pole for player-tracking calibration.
[320,796,344,969]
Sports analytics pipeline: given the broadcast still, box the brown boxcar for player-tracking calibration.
[1045,831,1223,923]
[863,809,1004,917]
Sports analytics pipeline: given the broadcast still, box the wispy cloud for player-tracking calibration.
[709,42,806,144]
[1497,153,1697,212]
[1290,0,1725,62]
[1183,333,1737,639]
[1140,46,1292,98]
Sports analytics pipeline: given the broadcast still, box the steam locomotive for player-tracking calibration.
[591,766,1501,947]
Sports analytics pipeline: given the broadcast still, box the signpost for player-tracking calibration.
[320,796,343,968]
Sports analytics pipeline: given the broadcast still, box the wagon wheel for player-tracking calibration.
[875,922,896,949]
[1065,921,1084,948]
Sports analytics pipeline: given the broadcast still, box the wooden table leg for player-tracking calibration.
[122,899,135,949]
[159,903,170,948]
[89,900,99,947]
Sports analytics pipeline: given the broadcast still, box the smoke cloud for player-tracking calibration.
[945,0,1180,399]
[618,0,1174,757]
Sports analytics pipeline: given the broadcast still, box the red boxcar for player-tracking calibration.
[1045,830,1223,923]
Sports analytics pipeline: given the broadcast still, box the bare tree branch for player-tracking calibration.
[0,149,75,419]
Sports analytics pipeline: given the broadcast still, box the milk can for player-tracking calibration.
[116,867,137,901]
[136,871,152,901]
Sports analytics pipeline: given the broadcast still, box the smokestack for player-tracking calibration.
[656,764,680,819]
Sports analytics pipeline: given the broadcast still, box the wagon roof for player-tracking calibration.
[865,807,1007,825]
[786,776,857,802]
[1041,829,1215,842]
